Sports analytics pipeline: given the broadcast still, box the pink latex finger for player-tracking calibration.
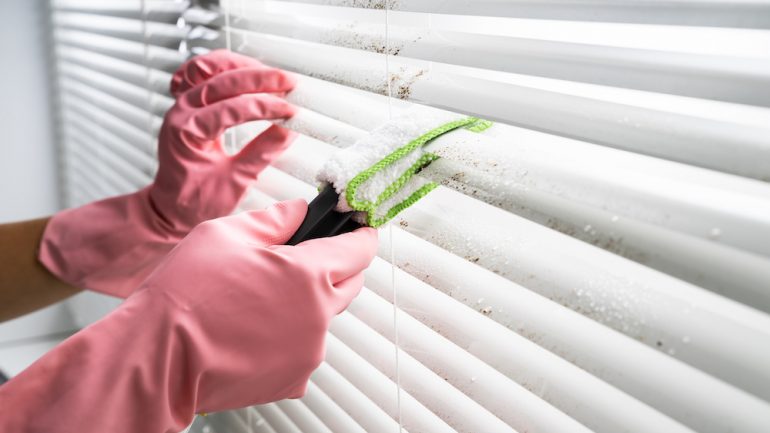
[329,272,366,315]
[182,67,297,107]
[187,94,296,141]
[237,199,308,247]
[171,49,266,96]
[233,124,297,175]
[293,227,379,283]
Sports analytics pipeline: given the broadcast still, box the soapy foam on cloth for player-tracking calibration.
[317,106,476,226]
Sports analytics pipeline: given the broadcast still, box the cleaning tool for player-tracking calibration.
[38,50,297,298]
[0,200,379,433]
[286,106,491,245]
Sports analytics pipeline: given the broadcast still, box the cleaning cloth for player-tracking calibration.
[317,106,491,227]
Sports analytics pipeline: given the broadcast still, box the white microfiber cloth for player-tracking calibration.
[317,106,491,227]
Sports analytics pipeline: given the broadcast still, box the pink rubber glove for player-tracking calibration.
[39,50,297,298]
[1,200,379,433]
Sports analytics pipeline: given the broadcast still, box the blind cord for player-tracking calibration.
[139,0,157,168]
[384,3,404,432]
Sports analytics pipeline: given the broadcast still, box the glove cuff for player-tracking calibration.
[0,289,198,433]
[38,188,184,298]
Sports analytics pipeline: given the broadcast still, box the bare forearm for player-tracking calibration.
[0,218,81,322]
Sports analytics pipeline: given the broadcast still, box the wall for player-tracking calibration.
[0,0,75,378]
[0,0,58,223]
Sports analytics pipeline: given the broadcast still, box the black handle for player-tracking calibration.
[285,185,362,245]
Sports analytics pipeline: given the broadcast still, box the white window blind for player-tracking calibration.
[49,1,770,432]
[50,0,187,208]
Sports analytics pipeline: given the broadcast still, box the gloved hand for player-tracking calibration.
[1,200,379,433]
[39,50,297,297]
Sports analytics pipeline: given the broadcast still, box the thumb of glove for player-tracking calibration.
[236,198,309,247]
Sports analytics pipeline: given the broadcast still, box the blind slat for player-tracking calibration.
[54,12,188,48]
[65,131,152,187]
[57,45,172,94]
[229,5,770,106]
[269,112,770,311]
[52,0,188,22]
[217,30,770,180]
[56,28,186,72]
[350,288,597,433]
[66,113,157,173]
[331,312,516,433]
[310,363,405,433]
[362,257,693,433]
[61,96,155,154]
[208,409,277,433]
[277,104,770,258]
[275,0,770,28]
[248,406,302,433]
[60,79,155,132]
[273,400,334,433]
[325,333,458,433]
[300,382,369,433]
[59,62,173,115]
[257,127,770,382]
[68,163,123,200]
[67,149,137,195]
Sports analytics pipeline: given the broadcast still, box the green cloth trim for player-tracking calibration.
[345,115,491,227]
[465,118,493,133]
